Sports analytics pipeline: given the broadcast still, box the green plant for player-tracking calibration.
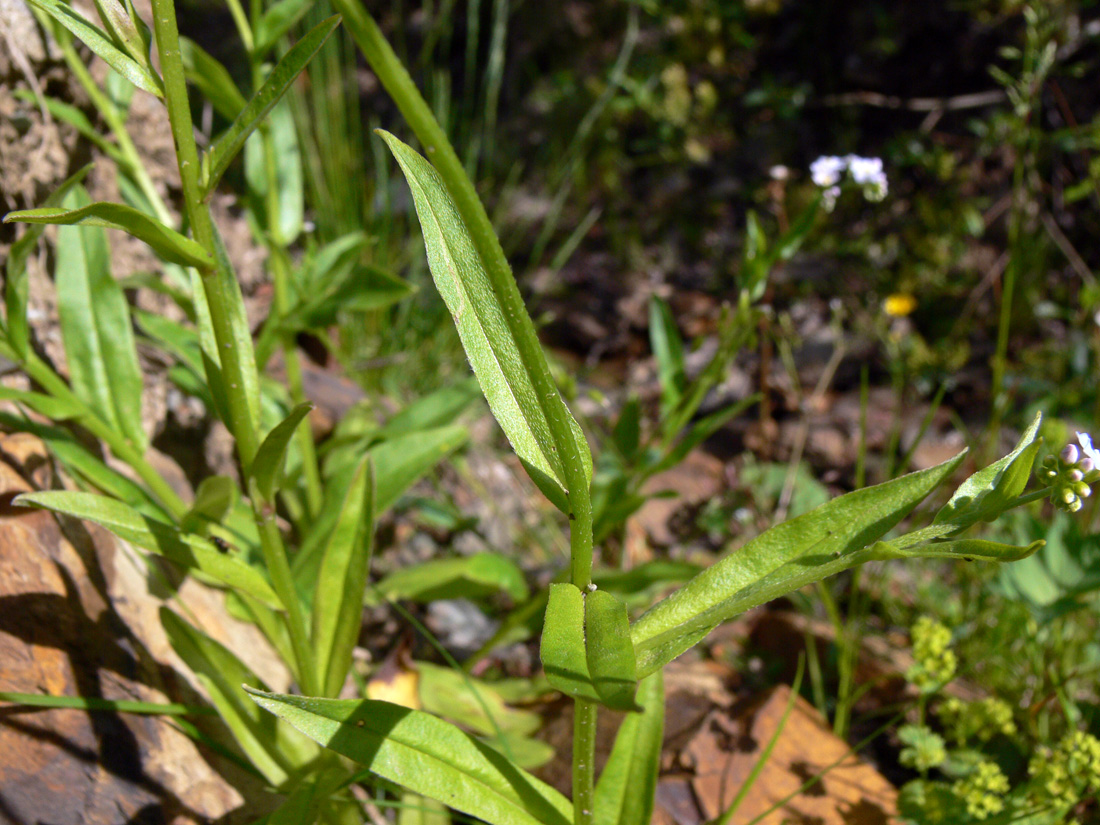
[0,2,1092,824]
[896,615,1100,825]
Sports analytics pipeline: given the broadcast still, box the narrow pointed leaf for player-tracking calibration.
[246,689,573,825]
[631,452,967,677]
[373,553,528,604]
[540,583,600,702]
[593,671,664,825]
[380,131,591,513]
[203,15,341,196]
[5,201,212,269]
[250,402,314,503]
[0,388,83,420]
[25,0,163,96]
[51,187,147,452]
[15,491,280,607]
[3,416,168,520]
[585,589,640,711]
[294,426,467,606]
[91,0,150,69]
[253,0,313,57]
[160,608,313,786]
[181,475,238,534]
[649,296,686,416]
[312,457,375,697]
[4,164,92,359]
[251,98,304,243]
[935,412,1043,531]
[180,37,247,121]
[872,537,1045,562]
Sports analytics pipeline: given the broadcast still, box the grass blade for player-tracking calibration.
[0,691,213,716]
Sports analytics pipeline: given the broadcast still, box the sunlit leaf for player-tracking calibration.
[203,15,340,195]
[5,201,212,269]
[247,689,573,825]
[15,491,279,607]
[380,131,591,513]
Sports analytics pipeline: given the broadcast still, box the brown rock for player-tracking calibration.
[0,434,278,823]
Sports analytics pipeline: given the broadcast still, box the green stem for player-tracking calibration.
[19,349,188,520]
[331,0,595,586]
[150,0,313,693]
[572,698,597,825]
[150,0,260,468]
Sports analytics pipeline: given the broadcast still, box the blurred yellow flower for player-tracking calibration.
[884,293,917,318]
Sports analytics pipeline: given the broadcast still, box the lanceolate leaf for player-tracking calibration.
[630,452,968,677]
[52,187,147,452]
[15,491,280,608]
[179,37,247,121]
[253,0,313,57]
[380,131,591,514]
[202,15,341,196]
[4,164,92,360]
[373,553,529,604]
[181,475,238,534]
[246,689,573,825]
[312,457,374,698]
[649,296,686,418]
[5,201,212,269]
[25,0,163,97]
[160,608,314,786]
[872,537,1044,562]
[293,426,467,607]
[0,388,83,421]
[934,412,1043,532]
[91,0,151,70]
[250,402,314,503]
[593,671,664,825]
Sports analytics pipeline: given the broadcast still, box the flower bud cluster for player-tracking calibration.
[1039,432,1100,513]
[810,154,888,211]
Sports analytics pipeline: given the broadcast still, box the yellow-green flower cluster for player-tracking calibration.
[936,696,1017,746]
[952,760,1010,820]
[898,724,947,772]
[906,617,957,693]
[1028,729,1100,809]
